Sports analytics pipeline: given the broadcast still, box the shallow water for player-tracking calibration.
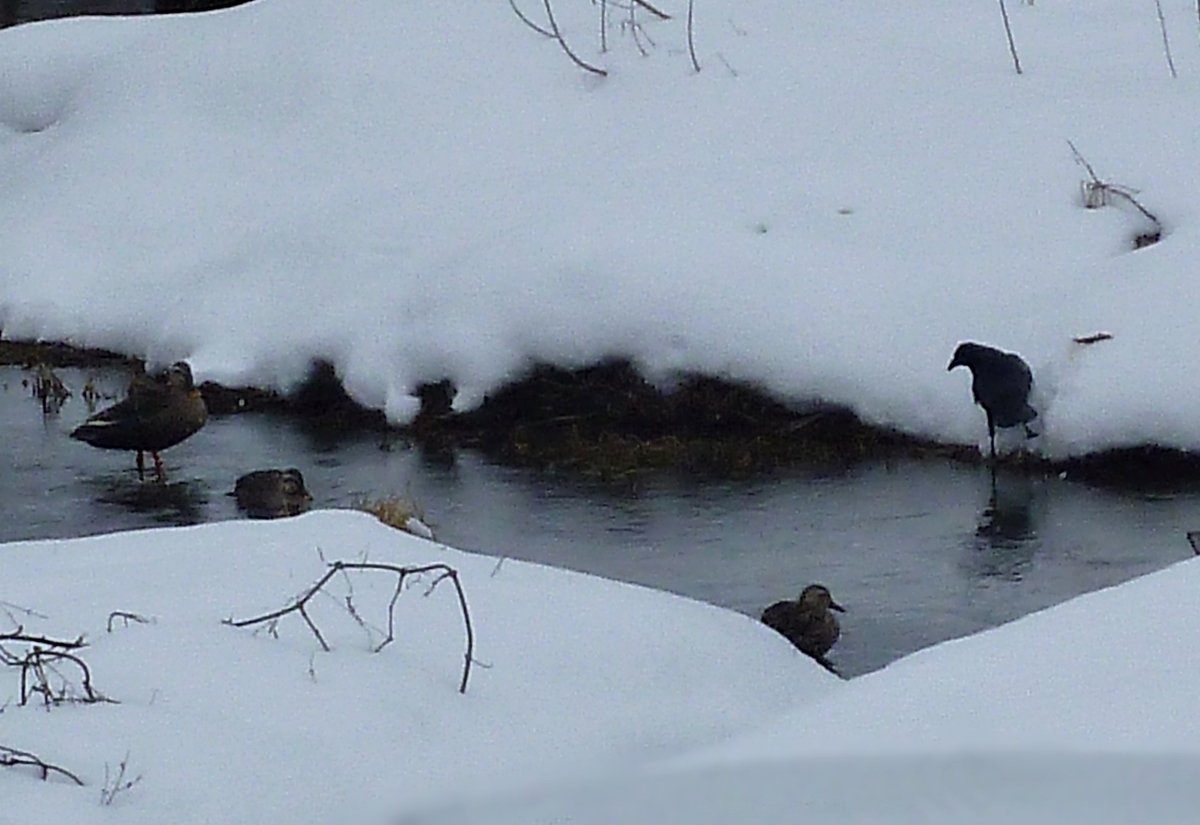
[1,366,1195,677]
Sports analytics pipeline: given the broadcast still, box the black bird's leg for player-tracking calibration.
[986,412,997,464]
[136,450,145,481]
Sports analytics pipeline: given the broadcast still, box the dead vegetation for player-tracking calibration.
[510,0,701,75]
[1069,140,1163,250]
[0,610,117,789]
[353,493,435,539]
[0,627,111,708]
[225,559,474,693]
[7,340,1200,489]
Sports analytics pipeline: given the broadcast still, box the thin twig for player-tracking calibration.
[599,0,607,52]
[1067,139,1161,225]
[631,0,670,20]
[1155,0,1178,78]
[998,0,1023,74]
[0,745,84,785]
[99,751,143,805]
[106,611,152,633]
[716,52,739,77]
[0,629,86,649]
[508,0,553,37]
[543,0,608,75]
[627,4,651,56]
[1067,139,1101,184]
[686,0,700,72]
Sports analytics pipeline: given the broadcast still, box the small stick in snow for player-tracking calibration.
[998,0,1023,75]
[0,744,84,785]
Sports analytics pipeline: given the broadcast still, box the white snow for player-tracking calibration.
[4,1,1200,821]
[2,0,1199,456]
[4,511,1200,823]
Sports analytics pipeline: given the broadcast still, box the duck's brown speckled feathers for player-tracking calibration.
[761,584,845,675]
[71,362,207,479]
[233,468,313,519]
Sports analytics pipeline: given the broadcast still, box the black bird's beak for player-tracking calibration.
[947,358,959,371]
[830,600,846,612]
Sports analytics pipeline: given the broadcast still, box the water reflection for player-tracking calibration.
[87,474,209,526]
[970,472,1039,581]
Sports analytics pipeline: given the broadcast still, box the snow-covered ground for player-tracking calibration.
[5,1,1200,821]
[2,0,1199,457]
[3,511,1199,824]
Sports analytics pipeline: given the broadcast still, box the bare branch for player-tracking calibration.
[18,647,113,707]
[99,751,143,805]
[1,744,84,785]
[1067,139,1101,184]
[508,0,554,37]
[106,611,152,633]
[543,0,608,76]
[631,0,670,20]
[686,0,700,72]
[1067,139,1162,248]
[998,0,1023,75]
[0,629,86,649]
[227,561,476,693]
[1155,0,1178,78]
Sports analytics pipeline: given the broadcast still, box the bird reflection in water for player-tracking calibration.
[92,476,208,527]
[971,471,1040,580]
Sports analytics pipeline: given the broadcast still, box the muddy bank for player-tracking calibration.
[5,340,1199,489]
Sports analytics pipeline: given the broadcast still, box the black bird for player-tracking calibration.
[761,584,845,674]
[232,468,313,519]
[947,342,1037,462]
[71,362,208,480]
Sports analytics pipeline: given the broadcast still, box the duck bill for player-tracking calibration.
[830,600,846,612]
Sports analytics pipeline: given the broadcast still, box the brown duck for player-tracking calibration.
[761,584,845,674]
[71,362,207,480]
[232,468,313,519]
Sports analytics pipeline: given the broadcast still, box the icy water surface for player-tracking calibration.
[2,366,1196,677]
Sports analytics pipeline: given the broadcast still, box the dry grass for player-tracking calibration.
[352,493,433,539]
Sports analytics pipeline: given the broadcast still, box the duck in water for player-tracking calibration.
[232,468,313,519]
[71,362,207,481]
[761,584,845,674]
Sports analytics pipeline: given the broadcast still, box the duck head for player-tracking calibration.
[799,584,845,612]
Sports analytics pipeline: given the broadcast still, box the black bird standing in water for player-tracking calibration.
[947,342,1037,463]
[71,362,208,481]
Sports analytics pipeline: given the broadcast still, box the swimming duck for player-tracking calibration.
[70,362,208,480]
[232,468,313,519]
[761,584,845,674]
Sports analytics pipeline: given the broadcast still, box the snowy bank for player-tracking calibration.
[5,513,1200,823]
[2,0,1200,457]
[405,554,1200,824]
[0,510,826,823]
